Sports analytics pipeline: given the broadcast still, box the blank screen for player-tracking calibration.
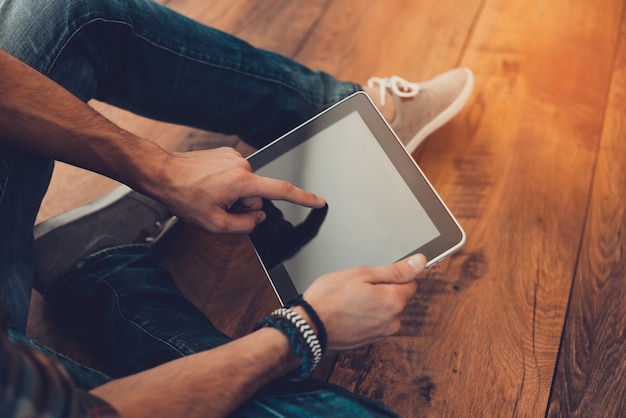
[255,111,440,293]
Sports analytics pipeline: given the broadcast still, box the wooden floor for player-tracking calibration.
[28,0,626,416]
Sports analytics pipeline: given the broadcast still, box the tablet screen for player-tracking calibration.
[255,110,441,293]
[249,92,464,303]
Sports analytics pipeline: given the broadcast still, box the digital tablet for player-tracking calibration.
[247,91,465,305]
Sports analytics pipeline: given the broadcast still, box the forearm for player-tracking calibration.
[0,50,326,234]
[91,327,300,418]
[0,49,167,196]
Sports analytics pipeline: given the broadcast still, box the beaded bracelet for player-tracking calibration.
[285,294,327,353]
[255,307,322,381]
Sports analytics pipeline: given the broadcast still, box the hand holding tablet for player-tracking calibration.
[248,91,465,304]
[301,252,427,351]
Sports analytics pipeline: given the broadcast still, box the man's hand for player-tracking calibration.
[303,253,427,351]
[154,147,326,234]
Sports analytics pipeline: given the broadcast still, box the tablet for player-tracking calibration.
[247,91,465,305]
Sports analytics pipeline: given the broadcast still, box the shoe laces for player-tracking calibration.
[366,76,421,107]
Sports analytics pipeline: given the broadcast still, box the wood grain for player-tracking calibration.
[293,0,483,83]
[547,9,626,418]
[25,0,626,416]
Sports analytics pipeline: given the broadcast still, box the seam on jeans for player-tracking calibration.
[0,153,15,207]
[49,18,348,108]
[43,244,149,297]
[94,273,187,357]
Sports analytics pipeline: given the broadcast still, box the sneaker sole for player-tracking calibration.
[33,185,135,240]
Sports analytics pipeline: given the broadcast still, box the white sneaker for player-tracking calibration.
[367,68,475,153]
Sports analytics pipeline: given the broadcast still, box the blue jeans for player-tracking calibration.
[0,0,401,416]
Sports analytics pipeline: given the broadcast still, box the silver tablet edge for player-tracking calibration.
[358,91,467,267]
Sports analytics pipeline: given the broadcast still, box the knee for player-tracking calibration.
[0,0,124,73]
[0,0,73,71]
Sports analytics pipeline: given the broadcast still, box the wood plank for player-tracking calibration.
[547,9,626,417]
[294,0,482,82]
[327,0,623,416]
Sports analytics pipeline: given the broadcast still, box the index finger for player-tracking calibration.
[241,175,326,208]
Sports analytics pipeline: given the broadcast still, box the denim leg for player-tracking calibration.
[0,149,114,389]
[0,150,53,333]
[45,245,399,417]
[238,385,401,418]
[43,245,233,378]
[0,0,360,148]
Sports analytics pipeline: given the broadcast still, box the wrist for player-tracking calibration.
[114,136,172,200]
[286,296,327,353]
[254,326,302,373]
[255,306,324,381]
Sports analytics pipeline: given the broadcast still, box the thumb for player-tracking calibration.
[372,253,427,284]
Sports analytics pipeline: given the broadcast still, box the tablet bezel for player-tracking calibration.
[247,91,465,304]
